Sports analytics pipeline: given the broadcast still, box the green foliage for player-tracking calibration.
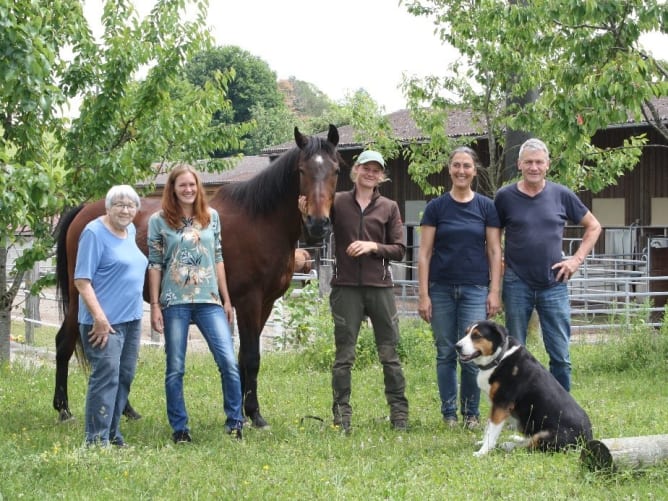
[331,90,404,170]
[577,321,668,375]
[281,288,433,372]
[186,45,284,125]
[401,0,665,195]
[284,76,333,118]
[0,0,247,361]
[184,45,288,155]
[244,103,302,155]
[279,280,330,350]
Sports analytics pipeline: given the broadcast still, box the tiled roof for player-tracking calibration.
[263,97,668,154]
[141,156,271,187]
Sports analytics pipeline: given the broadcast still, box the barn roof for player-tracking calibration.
[263,97,668,154]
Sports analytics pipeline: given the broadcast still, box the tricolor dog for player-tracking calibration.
[455,320,592,456]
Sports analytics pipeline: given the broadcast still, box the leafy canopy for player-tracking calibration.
[0,0,247,360]
[401,0,666,195]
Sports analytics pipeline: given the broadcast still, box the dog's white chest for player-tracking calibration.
[477,369,493,396]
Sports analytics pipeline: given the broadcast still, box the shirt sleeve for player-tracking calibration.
[74,227,101,281]
[211,209,223,263]
[147,214,164,270]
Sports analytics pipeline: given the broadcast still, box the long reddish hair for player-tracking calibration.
[161,164,211,229]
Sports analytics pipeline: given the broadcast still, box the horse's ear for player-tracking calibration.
[327,124,339,147]
[294,127,308,149]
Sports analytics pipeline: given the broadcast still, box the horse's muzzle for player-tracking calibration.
[304,216,331,241]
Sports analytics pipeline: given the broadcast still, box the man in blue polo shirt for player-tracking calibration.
[495,138,601,391]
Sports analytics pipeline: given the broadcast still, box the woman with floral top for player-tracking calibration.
[148,164,243,443]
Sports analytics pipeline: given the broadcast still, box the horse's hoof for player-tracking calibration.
[249,412,270,429]
[123,405,142,420]
[58,409,73,422]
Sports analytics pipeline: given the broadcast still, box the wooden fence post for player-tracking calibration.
[581,435,668,472]
[23,263,41,344]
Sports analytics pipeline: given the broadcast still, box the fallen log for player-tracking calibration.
[581,434,668,472]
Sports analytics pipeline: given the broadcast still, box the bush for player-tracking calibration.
[280,282,434,371]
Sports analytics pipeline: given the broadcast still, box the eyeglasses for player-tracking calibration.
[112,202,137,211]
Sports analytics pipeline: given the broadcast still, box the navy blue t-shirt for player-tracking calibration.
[494,181,588,289]
[420,192,500,286]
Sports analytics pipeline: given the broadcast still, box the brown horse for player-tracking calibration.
[53,125,341,427]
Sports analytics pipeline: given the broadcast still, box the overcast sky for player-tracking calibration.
[84,1,667,113]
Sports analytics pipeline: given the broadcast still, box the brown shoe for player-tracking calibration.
[464,415,480,430]
[443,416,458,428]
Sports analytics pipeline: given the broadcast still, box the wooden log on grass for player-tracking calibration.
[581,435,668,472]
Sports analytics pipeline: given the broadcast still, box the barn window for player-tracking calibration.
[651,198,668,226]
[592,198,624,227]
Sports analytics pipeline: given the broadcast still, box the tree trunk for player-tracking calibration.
[0,246,10,363]
[0,310,9,363]
[581,435,668,472]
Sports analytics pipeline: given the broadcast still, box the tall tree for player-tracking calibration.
[401,0,665,196]
[185,45,286,154]
[0,0,245,362]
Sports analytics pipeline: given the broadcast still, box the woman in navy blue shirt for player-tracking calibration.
[417,147,502,430]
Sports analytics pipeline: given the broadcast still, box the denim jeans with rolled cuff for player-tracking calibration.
[80,319,141,446]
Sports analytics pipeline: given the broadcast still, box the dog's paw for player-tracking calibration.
[499,441,519,452]
[473,447,490,457]
[509,434,525,442]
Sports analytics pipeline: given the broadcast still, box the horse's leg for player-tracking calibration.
[236,304,271,429]
[53,316,77,422]
[238,329,265,428]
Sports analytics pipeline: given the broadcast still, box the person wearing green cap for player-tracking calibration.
[328,150,409,433]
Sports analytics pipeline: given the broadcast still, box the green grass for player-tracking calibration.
[2,320,668,500]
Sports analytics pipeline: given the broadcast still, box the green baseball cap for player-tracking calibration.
[356,150,386,169]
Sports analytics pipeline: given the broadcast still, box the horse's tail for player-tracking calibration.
[55,205,84,318]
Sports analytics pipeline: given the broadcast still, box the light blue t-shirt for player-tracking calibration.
[147,208,225,307]
[75,218,148,325]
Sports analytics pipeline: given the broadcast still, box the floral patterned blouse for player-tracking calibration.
[147,207,224,307]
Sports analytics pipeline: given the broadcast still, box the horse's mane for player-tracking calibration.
[221,135,338,217]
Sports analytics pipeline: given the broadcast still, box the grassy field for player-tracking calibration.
[1,316,667,500]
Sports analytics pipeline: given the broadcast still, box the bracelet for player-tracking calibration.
[150,302,160,306]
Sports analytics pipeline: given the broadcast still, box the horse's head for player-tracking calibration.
[295,124,340,241]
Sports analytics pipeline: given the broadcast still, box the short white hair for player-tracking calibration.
[105,185,141,210]
[519,138,550,159]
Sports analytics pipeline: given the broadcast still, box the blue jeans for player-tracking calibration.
[162,303,243,433]
[80,319,141,446]
[429,282,487,419]
[502,267,572,390]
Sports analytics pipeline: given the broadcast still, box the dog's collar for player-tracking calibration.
[478,336,509,371]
